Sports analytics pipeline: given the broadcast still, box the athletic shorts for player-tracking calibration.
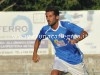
[52,56,88,75]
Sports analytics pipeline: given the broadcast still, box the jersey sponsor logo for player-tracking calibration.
[54,39,67,47]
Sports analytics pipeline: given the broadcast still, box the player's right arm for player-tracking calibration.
[32,27,47,63]
[32,39,41,63]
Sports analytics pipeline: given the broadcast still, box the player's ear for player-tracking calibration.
[56,15,59,19]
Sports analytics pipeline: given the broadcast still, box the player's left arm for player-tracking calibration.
[69,30,88,44]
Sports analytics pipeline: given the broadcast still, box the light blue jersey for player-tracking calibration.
[37,21,84,65]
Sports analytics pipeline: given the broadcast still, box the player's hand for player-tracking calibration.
[32,53,40,63]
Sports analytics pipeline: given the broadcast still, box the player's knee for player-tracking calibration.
[51,70,60,75]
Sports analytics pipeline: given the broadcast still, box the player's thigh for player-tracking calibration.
[51,70,63,75]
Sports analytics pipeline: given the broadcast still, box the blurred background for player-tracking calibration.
[0,0,100,75]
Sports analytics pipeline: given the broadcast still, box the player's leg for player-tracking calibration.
[50,70,63,75]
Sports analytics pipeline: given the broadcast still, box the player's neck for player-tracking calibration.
[51,21,59,30]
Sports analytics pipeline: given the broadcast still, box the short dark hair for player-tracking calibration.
[45,6,59,16]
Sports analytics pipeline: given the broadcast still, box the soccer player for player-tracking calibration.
[32,6,88,75]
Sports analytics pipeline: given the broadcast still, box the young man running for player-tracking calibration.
[32,6,88,75]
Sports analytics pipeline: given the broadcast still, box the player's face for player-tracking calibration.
[45,11,59,26]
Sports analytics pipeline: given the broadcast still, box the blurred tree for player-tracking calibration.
[78,0,95,9]
[92,0,100,9]
[0,0,17,11]
[0,0,100,11]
